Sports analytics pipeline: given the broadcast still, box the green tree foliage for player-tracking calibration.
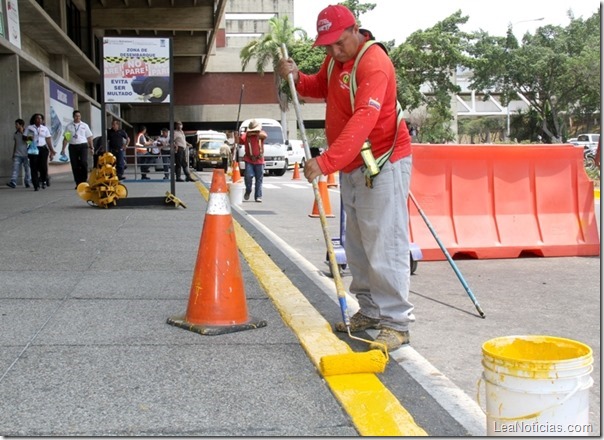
[389,11,473,138]
[240,4,599,145]
[340,0,376,20]
[240,16,307,123]
[469,12,600,141]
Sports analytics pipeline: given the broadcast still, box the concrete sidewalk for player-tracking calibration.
[0,171,459,436]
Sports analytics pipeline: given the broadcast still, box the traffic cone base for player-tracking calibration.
[167,315,267,336]
[309,177,335,218]
[167,169,266,336]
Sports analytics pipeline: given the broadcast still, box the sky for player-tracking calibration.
[294,0,601,43]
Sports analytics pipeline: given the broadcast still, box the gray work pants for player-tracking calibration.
[340,156,415,331]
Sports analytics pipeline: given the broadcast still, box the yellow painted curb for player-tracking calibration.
[196,180,427,436]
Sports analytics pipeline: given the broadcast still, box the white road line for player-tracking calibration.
[236,207,486,437]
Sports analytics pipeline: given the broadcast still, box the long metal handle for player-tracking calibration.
[409,191,486,318]
[280,44,349,311]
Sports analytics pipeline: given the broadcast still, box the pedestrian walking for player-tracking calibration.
[25,113,55,191]
[155,128,171,180]
[107,119,129,180]
[173,121,195,182]
[277,4,414,351]
[61,110,94,188]
[6,119,32,189]
[239,119,267,202]
[134,125,155,180]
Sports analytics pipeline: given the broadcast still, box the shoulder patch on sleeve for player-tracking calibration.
[368,97,381,111]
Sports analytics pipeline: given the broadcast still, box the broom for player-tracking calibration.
[280,44,388,376]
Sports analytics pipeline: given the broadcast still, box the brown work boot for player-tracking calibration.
[369,327,410,352]
[334,312,381,333]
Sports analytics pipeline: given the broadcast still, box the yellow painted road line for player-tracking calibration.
[195,180,427,436]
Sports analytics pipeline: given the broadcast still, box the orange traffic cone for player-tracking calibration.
[231,161,242,183]
[167,169,267,335]
[326,172,338,187]
[291,162,301,180]
[309,175,335,218]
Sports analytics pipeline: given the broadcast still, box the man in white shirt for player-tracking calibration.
[61,110,94,188]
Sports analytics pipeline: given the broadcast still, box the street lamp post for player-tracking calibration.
[505,17,544,141]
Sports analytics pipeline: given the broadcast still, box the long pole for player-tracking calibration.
[409,192,486,318]
[279,44,351,328]
[235,84,244,133]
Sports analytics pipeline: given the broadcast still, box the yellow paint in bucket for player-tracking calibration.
[480,335,593,436]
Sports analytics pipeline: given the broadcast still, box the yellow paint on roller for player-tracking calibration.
[321,350,387,376]
[195,180,427,435]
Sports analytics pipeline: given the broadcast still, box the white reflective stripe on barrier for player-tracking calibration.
[206,193,231,215]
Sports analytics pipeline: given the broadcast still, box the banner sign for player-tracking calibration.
[6,0,21,48]
[103,37,171,104]
[49,80,74,162]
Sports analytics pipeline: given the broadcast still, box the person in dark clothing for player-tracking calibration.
[25,113,55,191]
[107,119,129,180]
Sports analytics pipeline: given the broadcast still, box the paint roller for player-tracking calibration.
[280,44,388,376]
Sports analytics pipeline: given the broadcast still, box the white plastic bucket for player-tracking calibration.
[479,335,593,436]
[228,182,245,206]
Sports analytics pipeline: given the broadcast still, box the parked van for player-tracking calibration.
[286,140,306,168]
[192,130,228,171]
[237,118,287,176]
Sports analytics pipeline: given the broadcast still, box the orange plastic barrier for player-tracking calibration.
[409,144,600,260]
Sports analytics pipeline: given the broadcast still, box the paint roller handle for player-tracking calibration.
[409,191,486,318]
[279,43,348,300]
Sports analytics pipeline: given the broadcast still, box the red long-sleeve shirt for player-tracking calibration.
[296,39,411,174]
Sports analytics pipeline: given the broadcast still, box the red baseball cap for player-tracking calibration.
[313,4,356,47]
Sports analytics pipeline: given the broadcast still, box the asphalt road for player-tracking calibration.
[223,169,601,436]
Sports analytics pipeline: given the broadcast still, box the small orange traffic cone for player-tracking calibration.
[167,169,267,335]
[291,162,301,180]
[326,172,338,187]
[231,161,242,183]
[309,175,335,218]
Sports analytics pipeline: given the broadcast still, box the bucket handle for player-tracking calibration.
[476,373,593,421]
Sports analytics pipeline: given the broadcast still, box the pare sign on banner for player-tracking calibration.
[103,37,171,104]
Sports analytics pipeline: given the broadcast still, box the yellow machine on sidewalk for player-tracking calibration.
[77,152,128,208]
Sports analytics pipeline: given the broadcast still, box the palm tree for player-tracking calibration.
[240,16,306,135]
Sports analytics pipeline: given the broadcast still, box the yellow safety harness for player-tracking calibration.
[327,40,405,187]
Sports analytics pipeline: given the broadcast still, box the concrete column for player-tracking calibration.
[20,72,46,125]
[0,54,21,179]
